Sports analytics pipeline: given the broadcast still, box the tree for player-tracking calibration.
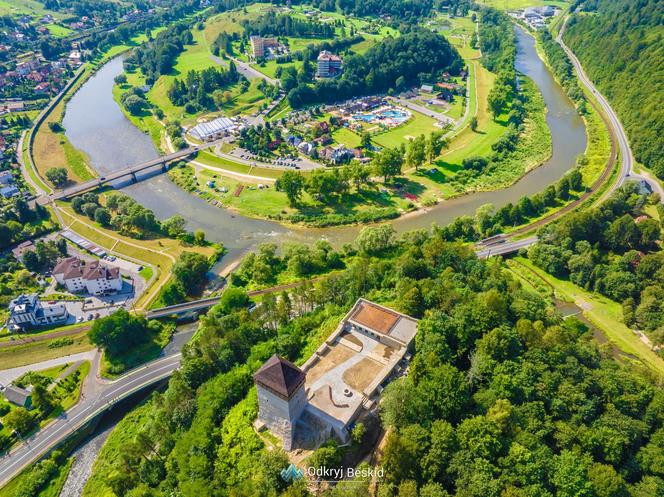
[426,132,447,164]
[356,225,396,255]
[470,116,478,131]
[114,73,128,85]
[88,309,153,357]
[218,287,249,314]
[172,252,209,295]
[94,207,111,226]
[194,229,206,245]
[275,170,305,206]
[406,134,426,171]
[4,407,34,435]
[162,215,187,237]
[45,167,68,187]
[123,94,147,115]
[361,132,372,149]
[373,147,403,182]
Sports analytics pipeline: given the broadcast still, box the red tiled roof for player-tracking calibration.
[350,300,400,335]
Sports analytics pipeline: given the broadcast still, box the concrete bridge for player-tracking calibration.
[40,139,223,204]
[0,352,181,488]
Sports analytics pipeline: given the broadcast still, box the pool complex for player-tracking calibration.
[352,108,410,124]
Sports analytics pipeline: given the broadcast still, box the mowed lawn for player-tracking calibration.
[46,23,73,37]
[33,73,97,186]
[439,59,507,167]
[373,110,439,148]
[332,127,363,148]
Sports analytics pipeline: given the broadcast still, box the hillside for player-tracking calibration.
[563,0,664,179]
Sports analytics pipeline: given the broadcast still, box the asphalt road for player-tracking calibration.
[45,138,224,202]
[0,353,181,488]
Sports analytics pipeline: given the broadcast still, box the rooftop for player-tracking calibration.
[349,300,400,335]
[3,385,31,407]
[254,355,306,399]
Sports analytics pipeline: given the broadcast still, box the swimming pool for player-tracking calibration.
[351,108,410,124]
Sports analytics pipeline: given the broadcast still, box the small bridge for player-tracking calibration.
[40,139,223,203]
[147,296,222,319]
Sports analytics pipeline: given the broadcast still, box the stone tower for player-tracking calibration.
[254,355,307,451]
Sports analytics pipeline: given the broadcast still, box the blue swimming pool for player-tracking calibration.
[351,109,409,123]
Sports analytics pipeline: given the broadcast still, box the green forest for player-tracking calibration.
[564,0,664,179]
[79,187,664,497]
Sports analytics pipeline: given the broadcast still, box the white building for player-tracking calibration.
[316,50,342,78]
[188,117,237,141]
[53,257,122,295]
[7,294,68,330]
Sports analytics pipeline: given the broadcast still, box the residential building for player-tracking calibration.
[298,141,315,156]
[7,294,69,330]
[250,36,280,59]
[0,170,13,185]
[52,257,122,295]
[11,240,36,261]
[316,50,343,78]
[2,385,32,408]
[0,185,19,198]
[254,299,418,451]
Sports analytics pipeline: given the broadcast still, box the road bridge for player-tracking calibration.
[39,139,223,204]
[0,352,181,488]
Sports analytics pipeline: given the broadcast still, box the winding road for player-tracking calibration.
[2,12,662,491]
[0,351,182,488]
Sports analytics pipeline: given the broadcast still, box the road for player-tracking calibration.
[228,56,278,85]
[0,352,181,488]
[43,138,224,202]
[0,350,97,387]
[558,18,663,204]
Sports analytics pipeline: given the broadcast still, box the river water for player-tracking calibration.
[56,25,585,496]
[62,26,585,262]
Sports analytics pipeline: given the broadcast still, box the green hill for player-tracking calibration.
[564,0,664,178]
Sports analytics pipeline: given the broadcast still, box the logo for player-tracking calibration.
[280,464,304,482]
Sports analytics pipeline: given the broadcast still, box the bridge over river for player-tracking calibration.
[40,139,223,204]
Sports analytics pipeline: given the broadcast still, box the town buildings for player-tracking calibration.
[254,299,418,451]
[316,50,343,78]
[249,36,285,60]
[7,294,68,330]
[52,257,122,295]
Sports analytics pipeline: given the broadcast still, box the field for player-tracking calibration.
[373,110,440,148]
[332,127,363,149]
[0,330,91,370]
[45,23,73,37]
[169,164,416,227]
[476,0,569,10]
[508,257,664,377]
[33,88,96,186]
[0,0,62,18]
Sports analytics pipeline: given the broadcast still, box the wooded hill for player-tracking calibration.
[564,0,664,179]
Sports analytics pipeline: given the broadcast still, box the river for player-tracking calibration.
[56,24,585,496]
[62,26,585,262]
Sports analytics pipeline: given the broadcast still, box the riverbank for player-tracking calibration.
[508,257,664,377]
